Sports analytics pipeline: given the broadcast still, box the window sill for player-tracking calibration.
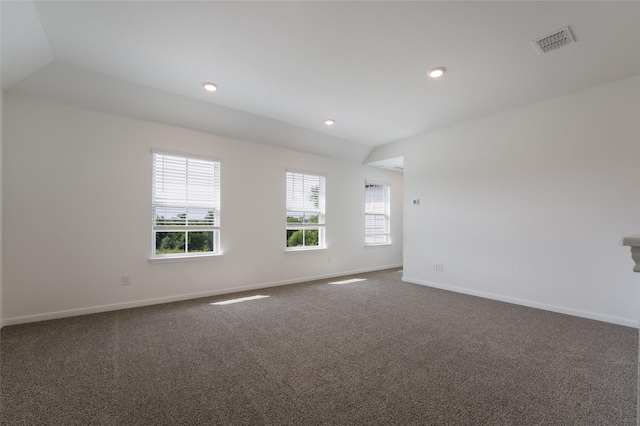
[285,247,327,254]
[364,243,392,248]
[148,253,223,264]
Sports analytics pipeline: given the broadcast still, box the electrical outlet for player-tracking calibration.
[121,275,130,286]
[432,263,438,270]
[437,264,444,271]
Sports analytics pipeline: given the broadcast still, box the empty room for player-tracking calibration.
[1,1,639,424]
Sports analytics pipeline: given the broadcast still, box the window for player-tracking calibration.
[364,182,390,245]
[152,151,220,257]
[286,171,325,250]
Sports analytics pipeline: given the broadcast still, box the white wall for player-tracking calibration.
[0,85,3,329]
[2,94,403,325]
[397,75,640,327]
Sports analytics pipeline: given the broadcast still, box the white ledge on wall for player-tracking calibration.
[622,233,640,272]
[285,247,327,254]
[620,233,640,426]
[148,253,223,264]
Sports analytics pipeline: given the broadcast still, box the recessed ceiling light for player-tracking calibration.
[202,82,218,92]
[427,67,446,78]
[324,119,335,126]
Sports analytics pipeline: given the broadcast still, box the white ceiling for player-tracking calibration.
[2,1,639,165]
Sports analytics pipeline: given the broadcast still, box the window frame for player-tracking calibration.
[285,170,326,251]
[364,181,391,246]
[151,150,221,260]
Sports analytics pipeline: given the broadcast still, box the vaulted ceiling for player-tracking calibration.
[2,1,639,165]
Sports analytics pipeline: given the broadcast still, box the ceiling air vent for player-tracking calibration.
[531,26,575,55]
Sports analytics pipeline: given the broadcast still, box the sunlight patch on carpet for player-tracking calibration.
[211,295,270,305]
[329,278,367,285]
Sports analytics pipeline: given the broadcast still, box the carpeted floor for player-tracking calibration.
[1,268,637,425]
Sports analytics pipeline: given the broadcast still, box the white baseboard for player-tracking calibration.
[402,276,639,329]
[2,264,403,327]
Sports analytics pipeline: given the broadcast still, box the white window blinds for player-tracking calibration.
[364,182,390,245]
[286,172,325,216]
[152,152,220,229]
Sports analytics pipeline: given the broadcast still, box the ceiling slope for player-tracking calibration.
[6,61,373,163]
[0,0,54,89]
[2,1,639,165]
